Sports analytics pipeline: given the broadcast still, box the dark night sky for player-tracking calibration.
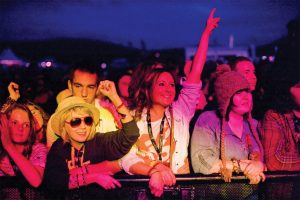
[1,0,299,49]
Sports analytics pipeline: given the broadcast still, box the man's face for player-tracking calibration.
[235,61,257,91]
[68,70,98,104]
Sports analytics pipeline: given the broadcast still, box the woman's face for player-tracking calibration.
[27,105,43,131]
[290,81,300,107]
[9,108,31,144]
[65,111,93,149]
[151,72,176,108]
[231,90,252,115]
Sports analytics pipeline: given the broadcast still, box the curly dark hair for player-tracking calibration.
[128,68,177,120]
[128,60,167,105]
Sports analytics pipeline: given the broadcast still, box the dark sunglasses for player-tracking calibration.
[65,116,93,128]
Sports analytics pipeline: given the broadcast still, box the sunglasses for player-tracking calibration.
[65,116,93,128]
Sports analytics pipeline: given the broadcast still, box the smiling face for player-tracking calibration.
[150,72,176,108]
[68,70,98,104]
[9,108,31,144]
[235,61,257,91]
[230,90,253,115]
[64,111,93,149]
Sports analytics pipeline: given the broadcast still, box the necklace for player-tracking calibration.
[147,109,166,161]
[68,146,85,169]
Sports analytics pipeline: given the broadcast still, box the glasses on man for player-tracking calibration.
[65,116,93,128]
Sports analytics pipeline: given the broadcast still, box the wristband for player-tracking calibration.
[7,96,17,103]
[148,162,161,176]
[232,159,240,173]
[84,165,89,174]
[116,102,124,110]
[237,160,241,171]
[148,169,160,177]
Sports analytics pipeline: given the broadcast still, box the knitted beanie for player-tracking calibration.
[214,70,251,182]
[214,71,250,117]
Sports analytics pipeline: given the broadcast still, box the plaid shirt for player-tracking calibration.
[260,110,300,171]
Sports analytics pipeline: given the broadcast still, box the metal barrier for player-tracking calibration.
[1,171,300,200]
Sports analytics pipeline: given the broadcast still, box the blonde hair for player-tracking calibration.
[59,106,96,143]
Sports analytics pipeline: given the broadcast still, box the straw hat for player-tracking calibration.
[51,96,99,135]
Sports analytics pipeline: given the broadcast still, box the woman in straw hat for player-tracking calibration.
[191,68,265,184]
[42,80,139,199]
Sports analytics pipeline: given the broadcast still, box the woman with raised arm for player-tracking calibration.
[1,82,50,144]
[120,8,220,197]
[0,103,47,188]
[42,80,139,199]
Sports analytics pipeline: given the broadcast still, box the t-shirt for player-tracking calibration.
[0,143,47,176]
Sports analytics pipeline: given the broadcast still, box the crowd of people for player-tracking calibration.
[0,8,299,199]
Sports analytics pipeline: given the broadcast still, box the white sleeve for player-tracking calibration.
[120,145,144,174]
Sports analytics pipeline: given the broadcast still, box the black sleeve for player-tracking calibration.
[42,139,69,192]
[93,120,139,161]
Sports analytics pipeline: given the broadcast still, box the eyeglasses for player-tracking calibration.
[65,116,93,128]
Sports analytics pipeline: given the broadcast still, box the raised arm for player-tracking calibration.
[1,82,20,113]
[97,80,133,123]
[186,8,220,84]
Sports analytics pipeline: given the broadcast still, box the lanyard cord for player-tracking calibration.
[147,109,166,161]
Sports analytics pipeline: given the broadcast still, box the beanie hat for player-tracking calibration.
[213,70,263,182]
[214,71,250,117]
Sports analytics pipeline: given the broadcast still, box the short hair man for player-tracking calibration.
[47,60,119,148]
[46,60,122,174]
[230,56,257,91]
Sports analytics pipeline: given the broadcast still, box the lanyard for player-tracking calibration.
[147,109,166,161]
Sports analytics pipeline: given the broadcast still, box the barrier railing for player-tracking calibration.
[1,171,300,200]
